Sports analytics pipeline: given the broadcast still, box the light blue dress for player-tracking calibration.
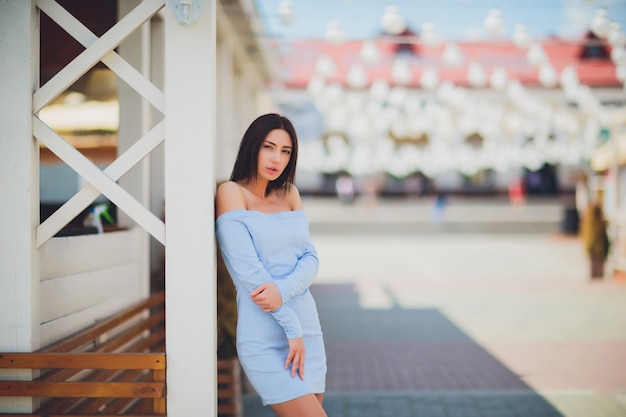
[215,209,326,405]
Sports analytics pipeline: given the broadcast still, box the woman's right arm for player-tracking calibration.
[216,181,246,216]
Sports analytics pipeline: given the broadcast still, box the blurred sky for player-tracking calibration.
[254,0,626,41]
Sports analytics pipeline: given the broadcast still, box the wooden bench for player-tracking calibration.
[0,291,166,416]
[217,358,242,417]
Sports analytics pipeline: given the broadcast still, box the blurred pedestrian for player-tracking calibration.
[335,174,356,203]
[431,191,447,225]
[508,178,526,207]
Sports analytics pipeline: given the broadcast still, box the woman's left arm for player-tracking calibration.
[273,234,319,303]
[249,232,318,311]
[271,184,320,303]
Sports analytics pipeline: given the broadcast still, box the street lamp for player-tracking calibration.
[391,58,412,86]
[326,20,345,44]
[483,9,505,38]
[315,55,336,79]
[421,22,443,47]
[527,42,548,67]
[347,64,368,90]
[381,5,407,36]
[538,64,558,88]
[608,23,626,48]
[360,40,381,65]
[467,62,487,88]
[420,67,440,91]
[278,0,295,25]
[591,9,611,38]
[442,42,463,67]
[512,23,532,49]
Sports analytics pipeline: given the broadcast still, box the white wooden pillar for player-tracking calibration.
[216,37,236,181]
[164,1,217,416]
[149,16,166,277]
[0,1,39,412]
[117,0,152,297]
[0,0,40,352]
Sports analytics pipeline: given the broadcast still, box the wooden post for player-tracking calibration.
[0,0,40,354]
[0,0,39,413]
[117,0,152,298]
[164,1,217,416]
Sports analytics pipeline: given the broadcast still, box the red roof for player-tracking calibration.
[275,37,621,89]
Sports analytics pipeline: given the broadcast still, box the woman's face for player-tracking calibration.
[257,129,292,182]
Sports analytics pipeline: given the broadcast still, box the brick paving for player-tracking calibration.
[242,198,626,417]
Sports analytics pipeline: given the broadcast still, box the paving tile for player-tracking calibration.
[244,392,619,417]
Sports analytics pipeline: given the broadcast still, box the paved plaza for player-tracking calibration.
[243,197,626,417]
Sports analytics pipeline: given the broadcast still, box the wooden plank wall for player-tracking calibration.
[38,228,146,347]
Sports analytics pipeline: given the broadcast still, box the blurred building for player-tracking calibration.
[259,5,626,279]
[267,32,625,197]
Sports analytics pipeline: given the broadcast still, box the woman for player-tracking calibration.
[215,114,327,417]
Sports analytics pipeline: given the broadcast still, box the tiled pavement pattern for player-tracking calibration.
[242,198,626,417]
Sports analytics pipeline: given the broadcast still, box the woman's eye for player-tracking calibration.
[263,144,272,149]
[282,150,291,155]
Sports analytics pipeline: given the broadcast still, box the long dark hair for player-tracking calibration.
[230,113,298,196]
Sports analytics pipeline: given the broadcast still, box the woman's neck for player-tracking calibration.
[242,179,268,199]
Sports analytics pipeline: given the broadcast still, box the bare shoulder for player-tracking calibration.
[216,181,246,217]
[286,183,303,211]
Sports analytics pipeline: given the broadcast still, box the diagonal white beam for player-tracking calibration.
[36,120,166,247]
[37,0,165,114]
[33,117,165,244]
[33,0,164,112]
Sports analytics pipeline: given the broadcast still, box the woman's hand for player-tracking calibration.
[285,337,305,380]
[250,282,283,312]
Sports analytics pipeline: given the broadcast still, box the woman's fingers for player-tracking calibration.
[249,284,265,298]
[285,337,305,380]
[297,354,305,380]
[250,282,283,312]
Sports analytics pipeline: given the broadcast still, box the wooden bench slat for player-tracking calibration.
[67,370,144,415]
[93,371,154,415]
[218,372,235,383]
[126,398,155,414]
[35,369,124,414]
[93,310,165,354]
[108,398,148,415]
[37,370,142,414]
[218,404,238,413]
[0,381,164,398]
[128,327,166,353]
[0,353,165,370]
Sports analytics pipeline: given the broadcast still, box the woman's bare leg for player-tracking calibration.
[315,393,324,404]
[270,393,327,417]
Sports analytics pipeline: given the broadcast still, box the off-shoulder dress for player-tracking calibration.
[215,209,326,405]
